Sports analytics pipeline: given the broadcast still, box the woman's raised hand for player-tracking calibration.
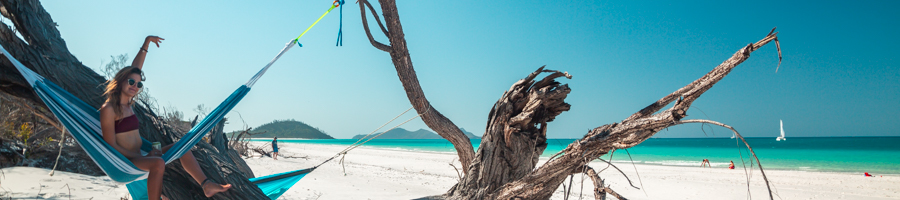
[146,35,165,47]
[133,35,163,70]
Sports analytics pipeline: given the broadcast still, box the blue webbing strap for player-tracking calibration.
[335,0,344,46]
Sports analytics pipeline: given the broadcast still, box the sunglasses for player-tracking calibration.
[127,78,143,88]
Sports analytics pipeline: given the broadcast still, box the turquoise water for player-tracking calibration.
[256,137,900,175]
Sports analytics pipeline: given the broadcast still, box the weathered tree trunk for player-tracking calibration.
[358,1,781,200]
[357,0,476,172]
[446,67,572,198]
[209,118,255,177]
[211,120,228,151]
[0,0,267,199]
[0,0,106,107]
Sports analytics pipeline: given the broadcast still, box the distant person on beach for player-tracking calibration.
[729,161,735,169]
[700,159,711,168]
[272,137,279,160]
[99,36,231,200]
[865,172,873,177]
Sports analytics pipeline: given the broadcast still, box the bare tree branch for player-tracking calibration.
[5,95,62,132]
[625,31,780,122]
[359,0,476,172]
[359,0,389,37]
[581,166,606,200]
[675,119,773,200]
[601,187,627,200]
[593,159,639,189]
[581,165,628,200]
[357,0,391,52]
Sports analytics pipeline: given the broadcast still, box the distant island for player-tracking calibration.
[242,119,334,139]
[462,128,482,139]
[352,128,481,139]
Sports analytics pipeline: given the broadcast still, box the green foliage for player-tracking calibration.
[246,119,334,139]
[17,123,31,144]
[0,94,63,161]
[1,79,86,171]
[3,122,36,158]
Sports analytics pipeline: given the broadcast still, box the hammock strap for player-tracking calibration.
[335,0,344,46]
[295,2,340,43]
[244,40,297,87]
[247,1,342,87]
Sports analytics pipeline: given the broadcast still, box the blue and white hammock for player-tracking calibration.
[1,41,312,199]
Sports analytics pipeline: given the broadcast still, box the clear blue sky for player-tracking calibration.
[39,0,898,138]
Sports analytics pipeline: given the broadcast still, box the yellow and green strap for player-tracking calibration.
[294,1,343,46]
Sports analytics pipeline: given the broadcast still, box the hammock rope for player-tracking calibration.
[342,106,413,150]
[314,106,430,169]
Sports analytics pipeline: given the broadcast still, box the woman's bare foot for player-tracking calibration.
[201,179,232,197]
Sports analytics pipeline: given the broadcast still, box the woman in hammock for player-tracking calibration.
[100,36,232,200]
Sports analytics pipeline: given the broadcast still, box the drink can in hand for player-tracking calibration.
[152,142,161,150]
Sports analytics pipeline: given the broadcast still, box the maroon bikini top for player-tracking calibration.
[115,114,139,134]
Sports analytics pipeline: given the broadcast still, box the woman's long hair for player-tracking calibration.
[103,66,144,118]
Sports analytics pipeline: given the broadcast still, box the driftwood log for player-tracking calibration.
[0,0,267,199]
[358,0,781,199]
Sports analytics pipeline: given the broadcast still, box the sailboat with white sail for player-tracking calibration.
[776,119,786,141]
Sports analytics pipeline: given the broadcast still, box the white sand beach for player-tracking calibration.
[246,142,900,200]
[0,167,130,199]
[3,142,898,199]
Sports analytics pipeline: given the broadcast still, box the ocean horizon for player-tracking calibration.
[254,137,900,175]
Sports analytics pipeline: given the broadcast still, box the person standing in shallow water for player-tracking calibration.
[700,159,711,168]
[272,137,279,160]
[99,35,231,200]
